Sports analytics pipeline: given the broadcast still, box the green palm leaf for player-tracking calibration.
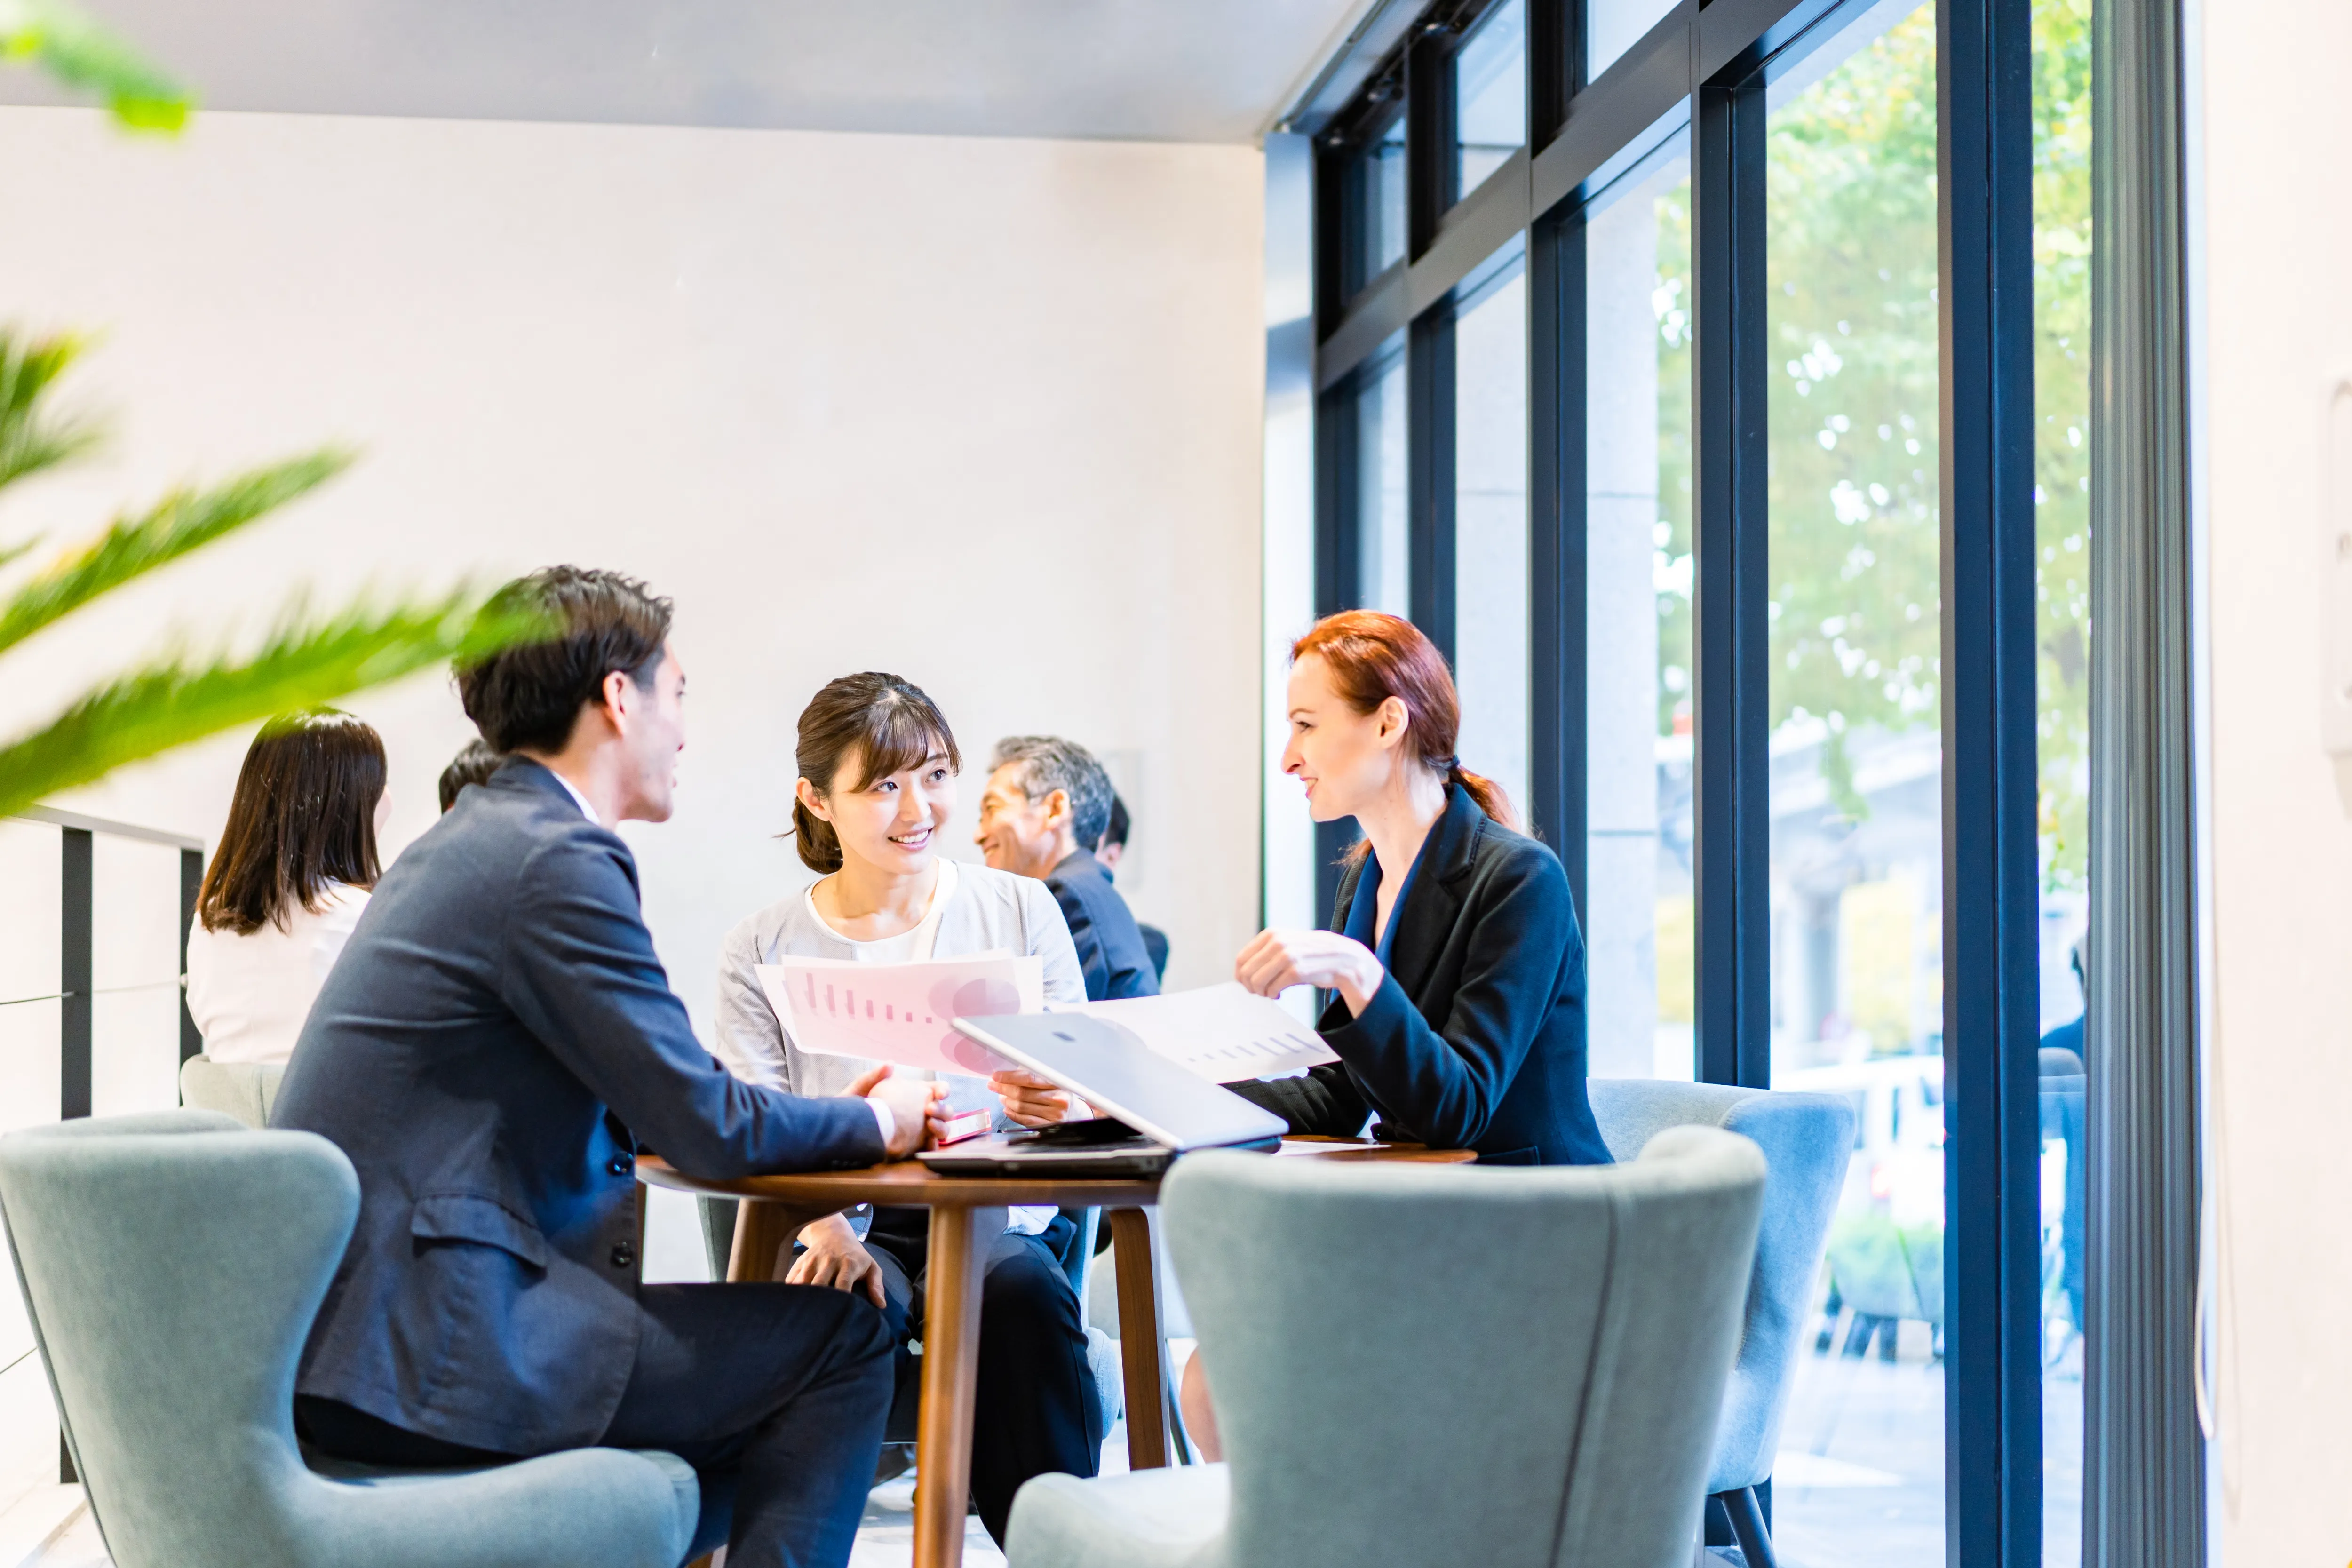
[0,0,190,131]
[0,588,548,820]
[0,329,101,493]
[0,447,353,657]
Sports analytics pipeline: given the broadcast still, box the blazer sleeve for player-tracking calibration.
[1045,876,1112,1003]
[500,831,882,1178]
[712,920,795,1093]
[1230,1059,1372,1138]
[1020,878,1089,1005]
[1321,844,1571,1150]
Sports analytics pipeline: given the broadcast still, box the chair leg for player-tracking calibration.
[1717,1486,1779,1568]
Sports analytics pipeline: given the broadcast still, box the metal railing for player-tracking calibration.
[8,806,205,1485]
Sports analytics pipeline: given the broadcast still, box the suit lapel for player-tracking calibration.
[1378,786,1482,1004]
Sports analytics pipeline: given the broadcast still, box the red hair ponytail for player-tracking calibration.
[1291,610,1517,845]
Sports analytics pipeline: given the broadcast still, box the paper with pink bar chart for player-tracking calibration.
[754,953,1040,1077]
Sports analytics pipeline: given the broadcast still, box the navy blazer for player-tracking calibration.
[1235,784,1611,1167]
[271,760,885,1455]
[1043,850,1160,1002]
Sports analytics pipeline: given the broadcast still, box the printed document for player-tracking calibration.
[1059,982,1338,1084]
[755,953,1038,1077]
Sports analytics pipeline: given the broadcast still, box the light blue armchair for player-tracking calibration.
[1586,1079,1857,1568]
[1005,1126,1768,1568]
[0,1111,722,1568]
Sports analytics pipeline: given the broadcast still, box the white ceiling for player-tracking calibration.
[0,0,1371,142]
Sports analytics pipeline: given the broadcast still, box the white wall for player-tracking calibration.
[0,104,1266,1023]
[2196,0,2352,1557]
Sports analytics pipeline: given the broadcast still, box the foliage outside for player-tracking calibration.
[1647,0,2092,889]
[0,8,537,823]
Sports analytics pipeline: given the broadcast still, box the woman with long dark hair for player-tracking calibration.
[185,708,388,1065]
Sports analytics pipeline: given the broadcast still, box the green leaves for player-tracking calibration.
[0,0,191,131]
[0,447,353,657]
[0,589,547,822]
[0,331,102,493]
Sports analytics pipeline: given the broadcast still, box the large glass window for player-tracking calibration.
[1588,0,1679,82]
[1584,145,1695,1082]
[1342,109,1409,297]
[1454,0,1527,198]
[1453,251,1531,823]
[2031,0,2093,1560]
[1761,8,1946,1564]
[1356,347,1411,618]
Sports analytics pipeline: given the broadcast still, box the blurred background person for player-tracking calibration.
[184,709,388,1066]
[714,673,1098,1544]
[1093,790,1169,985]
[436,736,503,812]
[976,735,1157,1002]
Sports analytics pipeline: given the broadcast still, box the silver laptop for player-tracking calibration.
[916,1013,1288,1177]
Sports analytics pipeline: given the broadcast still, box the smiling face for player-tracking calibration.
[798,742,957,877]
[615,644,688,823]
[1282,651,1412,823]
[974,762,1069,879]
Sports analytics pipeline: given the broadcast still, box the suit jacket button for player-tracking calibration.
[610,1242,636,1269]
[609,1155,634,1177]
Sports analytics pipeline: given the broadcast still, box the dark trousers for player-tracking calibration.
[298,1282,895,1568]
[862,1208,1103,1544]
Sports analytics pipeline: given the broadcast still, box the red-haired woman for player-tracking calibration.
[1226,608,1611,1168]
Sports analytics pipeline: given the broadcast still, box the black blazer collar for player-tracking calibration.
[1334,784,1488,1003]
[490,756,583,806]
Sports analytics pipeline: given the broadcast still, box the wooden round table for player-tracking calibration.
[639,1139,1472,1568]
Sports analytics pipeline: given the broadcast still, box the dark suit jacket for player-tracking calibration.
[1043,850,1160,1002]
[271,760,884,1455]
[1234,784,1611,1167]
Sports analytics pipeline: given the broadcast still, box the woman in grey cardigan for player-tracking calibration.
[711,671,1096,1545]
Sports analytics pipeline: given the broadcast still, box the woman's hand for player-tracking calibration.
[990,1070,1092,1129]
[786,1212,886,1307]
[847,1063,949,1156]
[1235,929,1385,1016]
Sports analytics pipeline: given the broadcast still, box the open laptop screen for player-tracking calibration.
[950,1013,1289,1153]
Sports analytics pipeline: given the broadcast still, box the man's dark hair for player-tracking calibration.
[456,567,673,754]
[990,735,1114,852]
[1099,792,1131,853]
[437,738,506,813]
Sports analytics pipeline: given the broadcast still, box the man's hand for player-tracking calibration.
[1234,928,1385,1016]
[786,1213,886,1307]
[847,1064,948,1158]
[990,1069,1091,1129]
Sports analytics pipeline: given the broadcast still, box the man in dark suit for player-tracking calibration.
[973,735,1158,1001]
[273,567,945,1568]
[1092,792,1169,984]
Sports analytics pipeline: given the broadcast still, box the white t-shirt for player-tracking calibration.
[184,884,370,1066]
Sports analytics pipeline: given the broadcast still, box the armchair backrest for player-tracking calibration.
[1162,1128,1765,1568]
[0,1112,358,1568]
[1585,1079,1857,1495]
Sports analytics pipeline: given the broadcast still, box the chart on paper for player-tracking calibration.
[756,954,1039,1078]
[1062,982,1338,1083]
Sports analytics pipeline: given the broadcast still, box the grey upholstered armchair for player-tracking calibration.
[1586,1078,1857,1568]
[1004,1126,1768,1568]
[0,1111,721,1568]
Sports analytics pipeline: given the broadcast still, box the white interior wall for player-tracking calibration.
[2195,0,2352,1557]
[0,108,1265,1288]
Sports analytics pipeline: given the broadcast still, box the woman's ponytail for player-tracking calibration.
[792,796,844,874]
[1448,762,1517,833]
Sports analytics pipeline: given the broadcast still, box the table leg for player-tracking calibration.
[914,1204,1003,1568]
[1107,1206,1171,1470]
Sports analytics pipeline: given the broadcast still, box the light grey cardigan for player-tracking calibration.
[713,859,1086,1116]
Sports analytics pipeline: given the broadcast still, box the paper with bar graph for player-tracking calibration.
[755,953,1040,1077]
[1057,982,1338,1084]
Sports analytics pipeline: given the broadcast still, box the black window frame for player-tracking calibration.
[1293,0,2060,1562]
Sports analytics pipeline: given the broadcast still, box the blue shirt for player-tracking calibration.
[1343,835,1429,965]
